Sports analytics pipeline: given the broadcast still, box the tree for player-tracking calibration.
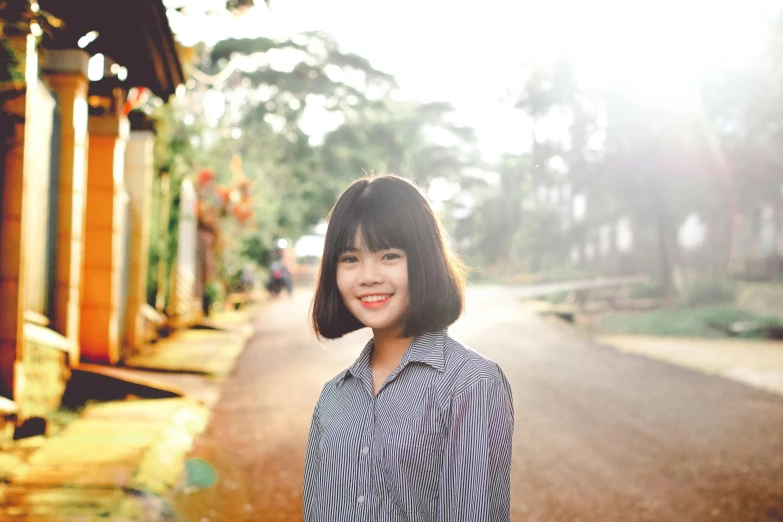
[147,29,483,300]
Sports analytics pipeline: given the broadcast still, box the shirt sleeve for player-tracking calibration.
[437,370,514,521]
[303,403,321,521]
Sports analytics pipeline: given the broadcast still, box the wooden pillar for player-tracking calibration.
[123,127,155,351]
[0,35,37,399]
[80,114,128,364]
[42,49,90,365]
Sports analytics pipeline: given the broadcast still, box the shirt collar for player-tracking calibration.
[338,336,374,384]
[400,329,447,372]
[338,328,447,385]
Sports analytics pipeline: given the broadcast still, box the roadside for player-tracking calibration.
[0,303,258,521]
[595,335,783,396]
[523,278,783,397]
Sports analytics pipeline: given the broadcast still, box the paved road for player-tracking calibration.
[174,286,783,521]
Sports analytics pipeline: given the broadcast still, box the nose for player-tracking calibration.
[358,258,382,285]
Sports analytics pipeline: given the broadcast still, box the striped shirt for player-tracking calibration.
[303,329,514,522]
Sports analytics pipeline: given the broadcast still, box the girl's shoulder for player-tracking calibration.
[315,356,365,403]
[442,335,509,396]
[320,367,352,394]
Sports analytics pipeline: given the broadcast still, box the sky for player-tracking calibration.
[167,0,783,161]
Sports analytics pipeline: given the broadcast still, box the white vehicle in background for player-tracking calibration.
[294,233,325,285]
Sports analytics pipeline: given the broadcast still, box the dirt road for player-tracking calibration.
[173,286,783,521]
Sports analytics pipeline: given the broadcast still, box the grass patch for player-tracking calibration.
[539,290,570,304]
[595,306,783,339]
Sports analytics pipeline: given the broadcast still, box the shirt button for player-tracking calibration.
[361,446,369,455]
[357,495,366,504]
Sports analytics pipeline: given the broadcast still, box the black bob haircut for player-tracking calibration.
[311,174,466,340]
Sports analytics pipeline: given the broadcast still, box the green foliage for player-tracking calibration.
[487,6,783,286]
[515,61,580,122]
[0,39,22,84]
[203,280,224,313]
[216,33,476,241]
[146,243,161,307]
[517,206,569,272]
[541,290,570,304]
[147,30,482,305]
[226,266,246,293]
[0,1,52,172]
[596,306,782,338]
[240,235,270,265]
[463,154,531,264]
[628,280,666,299]
[684,278,736,306]
[210,37,285,63]
[0,1,62,39]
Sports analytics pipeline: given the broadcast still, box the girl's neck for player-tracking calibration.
[371,326,414,369]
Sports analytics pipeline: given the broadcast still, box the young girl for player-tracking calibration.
[304,174,514,521]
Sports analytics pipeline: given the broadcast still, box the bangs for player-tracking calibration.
[332,190,410,254]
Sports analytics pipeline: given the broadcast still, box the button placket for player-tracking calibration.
[357,395,375,509]
[372,394,387,514]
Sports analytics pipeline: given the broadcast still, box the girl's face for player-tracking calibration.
[336,229,410,336]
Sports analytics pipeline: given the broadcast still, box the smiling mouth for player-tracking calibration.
[359,294,392,308]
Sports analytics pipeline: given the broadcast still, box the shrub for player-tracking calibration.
[685,278,735,306]
[629,281,666,299]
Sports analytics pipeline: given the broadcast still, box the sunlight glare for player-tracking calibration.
[571,0,776,102]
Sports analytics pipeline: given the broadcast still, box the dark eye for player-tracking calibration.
[340,255,358,263]
[382,252,401,261]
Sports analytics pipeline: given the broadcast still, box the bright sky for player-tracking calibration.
[168,0,782,160]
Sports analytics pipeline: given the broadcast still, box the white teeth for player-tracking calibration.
[361,295,389,303]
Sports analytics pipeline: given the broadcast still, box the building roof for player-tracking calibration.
[39,0,184,99]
